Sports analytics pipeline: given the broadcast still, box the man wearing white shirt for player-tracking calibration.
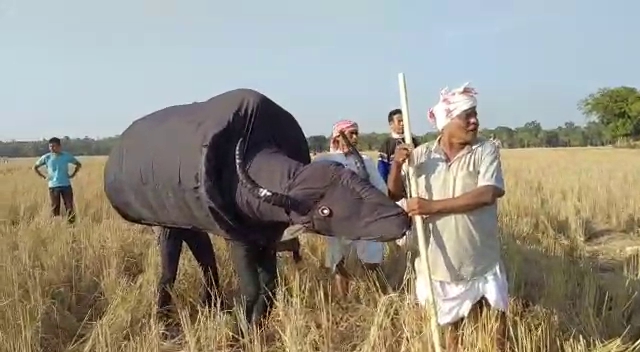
[387,84,508,352]
[313,119,388,296]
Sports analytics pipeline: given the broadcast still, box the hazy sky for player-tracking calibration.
[1,0,637,140]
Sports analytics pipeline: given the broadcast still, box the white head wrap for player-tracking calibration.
[427,83,478,131]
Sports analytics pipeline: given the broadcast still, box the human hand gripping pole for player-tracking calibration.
[398,73,443,352]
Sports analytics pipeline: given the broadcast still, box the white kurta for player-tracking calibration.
[312,152,388,272]
[405,139,509,325]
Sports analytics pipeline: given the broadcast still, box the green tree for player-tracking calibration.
[578,86,640,142]
[306,135,329,152]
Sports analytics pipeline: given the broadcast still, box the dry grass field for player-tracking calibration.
[1,148,640,352]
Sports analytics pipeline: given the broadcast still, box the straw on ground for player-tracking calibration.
[1,148,640,352]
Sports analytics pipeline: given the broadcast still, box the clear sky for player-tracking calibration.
[1,0,637,141]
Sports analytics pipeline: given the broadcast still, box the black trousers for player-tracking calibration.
[156,227,221,318]
[48,186,76,223]
[228,240,278,328]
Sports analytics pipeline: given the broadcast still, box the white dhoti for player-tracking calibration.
[414,259,509,326]
[325,237,384,272]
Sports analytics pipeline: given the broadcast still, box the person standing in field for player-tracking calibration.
[314,119,388,295]
[33,137,82,224]
[376,108,421,183]
[387,83,508,352]
[377,108,420,248]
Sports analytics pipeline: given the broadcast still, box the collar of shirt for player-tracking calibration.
[430,135,484,163]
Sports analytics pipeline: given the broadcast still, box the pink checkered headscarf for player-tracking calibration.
[427,83,478,131]
[330,119,359,152]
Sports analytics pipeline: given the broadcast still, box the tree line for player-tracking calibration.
[307,120,611,152]
[2,86,639,158]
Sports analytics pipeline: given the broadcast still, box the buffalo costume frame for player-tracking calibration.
[104,88,310,244]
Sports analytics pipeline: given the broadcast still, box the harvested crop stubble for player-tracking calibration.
[0,148,639,352]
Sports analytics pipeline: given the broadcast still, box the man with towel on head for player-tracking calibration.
[314,119,388,296]
[387,83,508,352]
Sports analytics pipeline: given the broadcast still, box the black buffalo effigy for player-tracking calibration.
[104,88,411,329]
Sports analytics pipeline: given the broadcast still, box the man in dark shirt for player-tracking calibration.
[377,109,420,183]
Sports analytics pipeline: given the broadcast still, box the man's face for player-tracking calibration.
[49,143,61,153]
[444,107,479,144]
[390,114,404,134]
[338,128,359,150]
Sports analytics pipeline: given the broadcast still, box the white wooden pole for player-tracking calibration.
[397,72,443,352]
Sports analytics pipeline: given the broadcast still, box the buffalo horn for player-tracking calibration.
[234,137,293,209]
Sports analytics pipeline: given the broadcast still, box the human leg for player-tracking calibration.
[444,319,464,352]
[48,187,62,217]
[325,237,351,295]
[182,230,222,308]
[228,240,262,328]
[156,227,184,319]
[445,298,506,352]
[252,244,278,327]
[355,240,387,291]
[471,299,508,352]
[414,259,509,352]
[477,262,509,352]
[59,186,76,224]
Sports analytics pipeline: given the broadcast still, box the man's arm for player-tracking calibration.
[69,155,82,178]
[387,142,419,202]
[386,138,424,201]
[387,158,407,202]
[428,143,505,215]
[387,144,417,202]
[33,156,47,179]
[428,186,503,215]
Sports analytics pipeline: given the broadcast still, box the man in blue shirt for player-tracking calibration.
[33,137,82,223]
[377,109,420,183]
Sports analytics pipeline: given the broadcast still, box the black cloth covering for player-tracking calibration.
[104,88,311,241]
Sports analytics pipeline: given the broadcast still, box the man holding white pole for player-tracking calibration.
[387,83,508,352]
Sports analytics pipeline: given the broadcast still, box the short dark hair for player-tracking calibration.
[48,137,61,145]
[387,108,402,123]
